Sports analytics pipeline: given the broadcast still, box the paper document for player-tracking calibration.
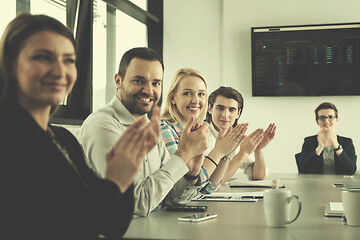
[193,191,263,202]
[330,202,343,211]
[230,179,285,188]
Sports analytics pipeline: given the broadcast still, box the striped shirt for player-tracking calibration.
[160,120,220,194]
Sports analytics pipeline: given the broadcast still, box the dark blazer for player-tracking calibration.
[299,135,357,174]
[0,103,134,240]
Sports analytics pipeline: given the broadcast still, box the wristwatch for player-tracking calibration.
[222,156,232,162]
[334,145,343,151]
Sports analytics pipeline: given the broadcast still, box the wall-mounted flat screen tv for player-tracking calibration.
[251,23,360,96]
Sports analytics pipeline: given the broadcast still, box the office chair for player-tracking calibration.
[295,153,303,174]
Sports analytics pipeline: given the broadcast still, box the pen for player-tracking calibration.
[203,196,232,199]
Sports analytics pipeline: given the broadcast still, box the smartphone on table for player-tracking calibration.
[177,213,217,222]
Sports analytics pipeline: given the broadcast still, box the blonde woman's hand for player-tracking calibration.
[176,117,209,163]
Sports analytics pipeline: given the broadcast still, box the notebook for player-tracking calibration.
[192,191,263,202]
[229,179,285,188]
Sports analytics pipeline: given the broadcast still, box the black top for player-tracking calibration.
[0,103,134,240]
[299,135,357,174]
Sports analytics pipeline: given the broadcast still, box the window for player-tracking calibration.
[92,1,148,112]
[31,0,66,25]
[129,0,147,11]
[93,1,107,111]
[8,0,163,125]
[0,1,15,35]
[61,0,162,124]
[115,9,148,72]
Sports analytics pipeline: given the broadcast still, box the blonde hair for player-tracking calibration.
[161,68,207,125]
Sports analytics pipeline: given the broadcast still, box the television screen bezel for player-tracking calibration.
[251,22,360,97]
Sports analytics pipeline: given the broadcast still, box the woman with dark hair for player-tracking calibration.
[298,102,356,174]
[0,13,160,239]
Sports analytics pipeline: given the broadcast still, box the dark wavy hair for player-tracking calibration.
[206,86,244,128]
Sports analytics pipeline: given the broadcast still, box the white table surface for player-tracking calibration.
[123,173,360,240]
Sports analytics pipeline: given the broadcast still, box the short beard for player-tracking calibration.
[120,91,157,116]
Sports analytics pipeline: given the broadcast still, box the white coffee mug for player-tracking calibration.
[263,189,302,227]
[342,190,360,226]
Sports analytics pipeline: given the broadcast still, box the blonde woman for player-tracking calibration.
[161,68,246,193]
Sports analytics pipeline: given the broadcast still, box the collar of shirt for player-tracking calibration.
[108,95,150,126]
[173,122,184,137]
[209,122,219,138]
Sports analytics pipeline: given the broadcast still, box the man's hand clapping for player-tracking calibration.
[105,107,161,193]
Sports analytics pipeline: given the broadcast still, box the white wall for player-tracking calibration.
[163,0,223,93]
[164,0,360,174]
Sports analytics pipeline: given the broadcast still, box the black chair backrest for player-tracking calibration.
[295,153,303,174]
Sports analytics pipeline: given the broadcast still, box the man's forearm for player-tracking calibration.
[253,150,266,180]
[175,148,191,164]
[222,151,248,183]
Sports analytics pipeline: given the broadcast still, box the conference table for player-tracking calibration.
[123,173,360,240]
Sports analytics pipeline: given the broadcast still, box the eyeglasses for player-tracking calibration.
[318,115,337,121]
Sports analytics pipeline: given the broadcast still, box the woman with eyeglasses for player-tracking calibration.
[298,102,356,174]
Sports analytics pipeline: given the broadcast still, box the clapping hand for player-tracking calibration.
[214,123,248,157]
[317,128,338,148]
[176,117,209,163]
[255,123,276,152]
[105,107,161,193]
[238,128,264,156]
[317,128,327,148]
